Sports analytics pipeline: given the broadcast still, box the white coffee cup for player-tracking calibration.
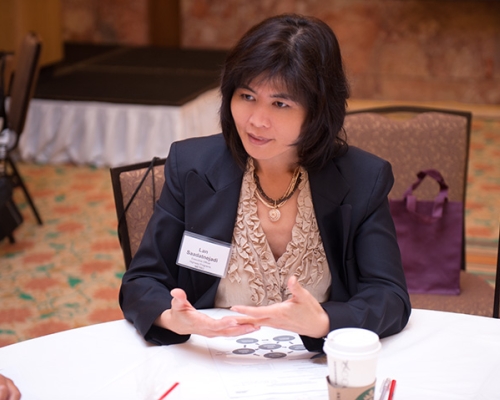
[323,327,381,388]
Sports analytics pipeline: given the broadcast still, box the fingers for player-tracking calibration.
[8,379,21,400]
[166,279,320,338]
[170,288,192,311]
[231,278,328,336]
[230,305,269,319]
[170,288,187,301]
[230,305,252,315]
[287,275,305,300]
[215,317,260,336]
[203,316,260,337]
[232,315,267,329]
[221,324,260,336]
[230,280,303,320]
[165,288,262,338]
[0,375,20,400]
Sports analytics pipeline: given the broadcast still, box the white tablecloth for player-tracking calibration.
[18,88,221,167]
[0,309,499,400]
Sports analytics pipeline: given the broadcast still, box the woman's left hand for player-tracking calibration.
[230,276,330,338]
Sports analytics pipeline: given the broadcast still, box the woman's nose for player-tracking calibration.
[248,106,271,128]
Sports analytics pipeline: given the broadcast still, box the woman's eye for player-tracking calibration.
[275,101,288,108]
[241,93,254,101]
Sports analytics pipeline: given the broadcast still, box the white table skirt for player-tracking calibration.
[1,309,500,400]
[18,88,221,167]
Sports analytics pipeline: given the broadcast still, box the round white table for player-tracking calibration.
[1,309,499,400]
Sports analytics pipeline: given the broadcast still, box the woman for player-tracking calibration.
[119,13,411,352]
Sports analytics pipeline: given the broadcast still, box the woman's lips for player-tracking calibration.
[247,132,271,145]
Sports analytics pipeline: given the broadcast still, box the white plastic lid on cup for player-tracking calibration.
[324,328,381,359]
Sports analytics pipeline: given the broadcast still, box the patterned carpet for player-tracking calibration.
[0,115,499,347]
[0,165,124,347]
[465,117,500,283]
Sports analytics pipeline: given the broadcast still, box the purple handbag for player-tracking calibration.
[389,170,462,295]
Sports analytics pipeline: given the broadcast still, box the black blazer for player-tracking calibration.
[120,134,411,351]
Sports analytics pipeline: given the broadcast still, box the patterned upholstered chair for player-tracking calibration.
[344,106,496,317]
[110,158,166,269]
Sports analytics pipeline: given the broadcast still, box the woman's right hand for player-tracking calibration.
[154,288,259,338]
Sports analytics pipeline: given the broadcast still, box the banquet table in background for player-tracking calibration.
[17,45,228,167]
[1,308,499,400]
[17,88,221,168]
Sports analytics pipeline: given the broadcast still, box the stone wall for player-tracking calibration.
[61,0,149,44]
[60,0,500,104]
[180,0,500,104]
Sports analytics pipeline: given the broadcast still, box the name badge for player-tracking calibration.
[177,231,232,278]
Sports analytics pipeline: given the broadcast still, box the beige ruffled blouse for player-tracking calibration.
[214,159,331,307]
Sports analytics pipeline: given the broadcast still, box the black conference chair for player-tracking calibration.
[1,32,43,225]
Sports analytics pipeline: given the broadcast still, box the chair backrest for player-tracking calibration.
[110,158,167,269]
[344,106,471,202]
[7,32,42,147]
[344,106,471,269]
[0,53,14,113]
[0,54,8,131]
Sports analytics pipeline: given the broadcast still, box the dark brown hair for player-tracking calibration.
[220,13,350,171]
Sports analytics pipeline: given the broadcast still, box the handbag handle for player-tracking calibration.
[404,169,449,219]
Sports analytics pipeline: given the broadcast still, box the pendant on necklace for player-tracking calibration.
[269,208,281,222]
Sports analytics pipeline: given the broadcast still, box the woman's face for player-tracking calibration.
[230,77,307,168]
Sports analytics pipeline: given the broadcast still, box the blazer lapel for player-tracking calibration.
[309,160,352,298]
[184,151,243,244]
[181,150,243,307]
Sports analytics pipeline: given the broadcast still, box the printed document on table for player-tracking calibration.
[203,324,328,399]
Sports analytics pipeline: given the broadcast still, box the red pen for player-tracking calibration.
[158,382,179,400]
[388,379,397,400]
